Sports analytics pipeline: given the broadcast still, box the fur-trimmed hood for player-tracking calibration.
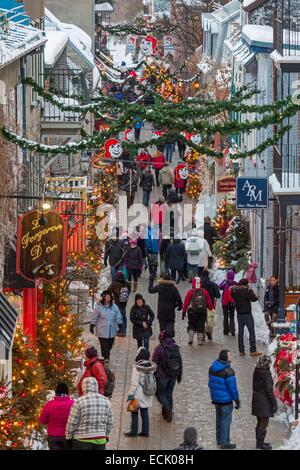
[157,279,175,286]
[135,360,157,374]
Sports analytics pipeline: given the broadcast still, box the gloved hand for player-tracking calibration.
[127,395,134,401]
[234,399,240,409]
[90,324,95,335]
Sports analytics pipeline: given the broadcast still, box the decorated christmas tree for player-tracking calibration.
[185,150,203,200]
[0,379,27,450]
[214,199,236,236]
[37,282,84,390]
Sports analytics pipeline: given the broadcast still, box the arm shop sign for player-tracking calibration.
[16,210,67,282]
[236,177,268,209]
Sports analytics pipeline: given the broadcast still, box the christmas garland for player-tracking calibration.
[102,23,177,37]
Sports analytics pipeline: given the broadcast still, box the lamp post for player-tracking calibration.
[80,151,92,174]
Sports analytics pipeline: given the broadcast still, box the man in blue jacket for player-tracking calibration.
[208,349,240,449]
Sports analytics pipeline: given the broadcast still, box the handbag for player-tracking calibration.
[207,309,216,328]
[127,398,140,413]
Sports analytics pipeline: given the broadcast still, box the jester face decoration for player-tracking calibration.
[104,139,123,159]
[140,36,157,56]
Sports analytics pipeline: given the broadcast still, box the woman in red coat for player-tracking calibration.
[39,382,74,450]
[136,148,151,172]
[151,150,165,186]
[77,346,107,397]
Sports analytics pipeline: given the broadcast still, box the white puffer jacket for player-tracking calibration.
[128,360,157,408]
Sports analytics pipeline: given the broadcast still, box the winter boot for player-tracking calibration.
[188,330,195,345]
[197,333,204,346]
[165,409,173,423]
[256,428,272,450]
[133,281,138,293]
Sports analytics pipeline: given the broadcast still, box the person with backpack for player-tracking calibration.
[125,238,144,293]
[108,270,131,337]
[174,427,205,451]
[90,290,123,363]
[185,228,203,282]
[66,377,113,450]
[219,270,237,336]
[140,166,155,207]
[182,277,213,345]
[78,346,108,397]
[230,279,262,357]
[201,269,221,341]
[148,273,183,337]
[130,294,155,350]
[39,382,74,450]
[124,348,157,437]
[152,329,182,423]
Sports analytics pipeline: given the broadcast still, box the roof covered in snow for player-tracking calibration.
[95,2,114,12]
[44,31,68,67]
[0,12,46,69]
[242,0,266,12]
[242,24,273,47]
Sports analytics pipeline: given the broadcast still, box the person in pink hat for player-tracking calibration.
[125,238,144,292]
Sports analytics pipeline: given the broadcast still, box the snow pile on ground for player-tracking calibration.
[252,301,269,345]
[280,424,300,450]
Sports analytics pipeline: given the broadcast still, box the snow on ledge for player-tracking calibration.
[44,31,68,67]
[270,49,300,64]
[269,173,300,195]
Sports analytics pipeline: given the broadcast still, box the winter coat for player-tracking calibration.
[166,190,182,205]
[201,277,221,307]
[39,396,74,437]
[66,377,113,440]
[78,357,108,397]
[130,304,154,340]
[231,286,258,315]
[140,172,155,192]
[152,337,182,380]
[204,222,218,249]
[219,270,236,305]
[159,166,174,186]
[152,152,165,170]
[104,239,124,267]
[136,152,150,170]
[159,238,171,261]
[263,285,279,314]
[125,246,144,270]
[108,280,131,307]
[208,360,239,405]
[133,116,144,129]
[165,240,186,270]
[182,287,214,318]
[128,360,157,408]
[252,367,277,418]
[148,278,182,321]
[91,303,123,338]
[185,235,203,266]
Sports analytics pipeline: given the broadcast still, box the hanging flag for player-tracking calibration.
[164,35,174,56]
[126,35,137,55]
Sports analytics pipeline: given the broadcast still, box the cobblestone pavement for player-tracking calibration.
[83,128,288,450]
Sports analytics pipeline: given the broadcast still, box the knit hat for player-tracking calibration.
[85,346,98,359]
[55,382,69,396]
[256,354,272,369]
[135,347,150,362]
[130,238,137,246]
[219,349,230,362]
[183,427,198,445]
[227,270,235,281]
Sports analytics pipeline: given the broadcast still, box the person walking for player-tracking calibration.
[90,290,123,362]
[136,148,151,172]
[175,427,204,451]
[148,273,183,336]
[124,348,157,437]
[185,228,203,282]
[125,238,144,292]
[182,277,213,345]
[78,346,108,397]
[230,279,262,357]
[219,270,237,336]
[124,168,138,208]
[104,236,125,282]
[146,225,160,278]
[133,116,144,141]
[165,239,187,284]
[152,330,182,423]
[208,349,240,449]
[204,216,218,268]
[165,137,175,163]
[108,270,131,337]
[201,269,221,340]
[263,276,279,338]
[176,137,186,161]
[130,294,154,350]
[151,150,165,186]
[196,234,212,277]
[39,382,74,450]
[140,166,155,207]
[66,377,113,450]
[159,235,171,275]
[252,354,277,450]
[159,162,174,199]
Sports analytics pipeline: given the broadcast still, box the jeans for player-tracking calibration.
[73,440,106,450]
[222,304,235,335]
[118,304,127,334]
[135,127,141,141]
[47,436,68,450]
[99,337,115,360]
[170,269,183,283]
[156,377,176,412]
[162,184,172,199]
[237,314,256,353]
[154,168,161,186]
[215,403,233,446]
[110,266,119,282]
[166,143,174,163]
[137,334,150,350]
[131,408,149,435]
[143,190,151,207]
[187,263,198,280]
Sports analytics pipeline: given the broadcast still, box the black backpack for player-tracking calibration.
[161,344,182,378]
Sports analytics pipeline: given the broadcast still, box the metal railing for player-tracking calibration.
[275,0,300,56]
[274,143,300,188]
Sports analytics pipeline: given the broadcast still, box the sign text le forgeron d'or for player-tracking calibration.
[16,210,67,283]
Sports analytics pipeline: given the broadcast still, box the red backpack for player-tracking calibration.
[223,287,234,306]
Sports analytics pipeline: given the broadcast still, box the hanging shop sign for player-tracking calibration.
[236,177,268,209]
[126,35,137,55]
[217,176,236,193]
[16,210,67,283]
[163,35,174,56]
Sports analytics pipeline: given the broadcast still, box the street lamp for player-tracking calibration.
[80,151,92,174]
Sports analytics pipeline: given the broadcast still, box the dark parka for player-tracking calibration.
[130,304,155,340]
[204,222,218,250]
[125,246,144,270]
[165,240,186,271]
[263,285,279,314]
[104,239,124,267]
[148,278,183,321]
[252,367,277,417]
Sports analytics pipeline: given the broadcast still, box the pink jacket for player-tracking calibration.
[39,396,74,436]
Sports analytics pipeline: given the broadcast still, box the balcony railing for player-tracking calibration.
[274,144,300,189]
[275,0,300,57]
